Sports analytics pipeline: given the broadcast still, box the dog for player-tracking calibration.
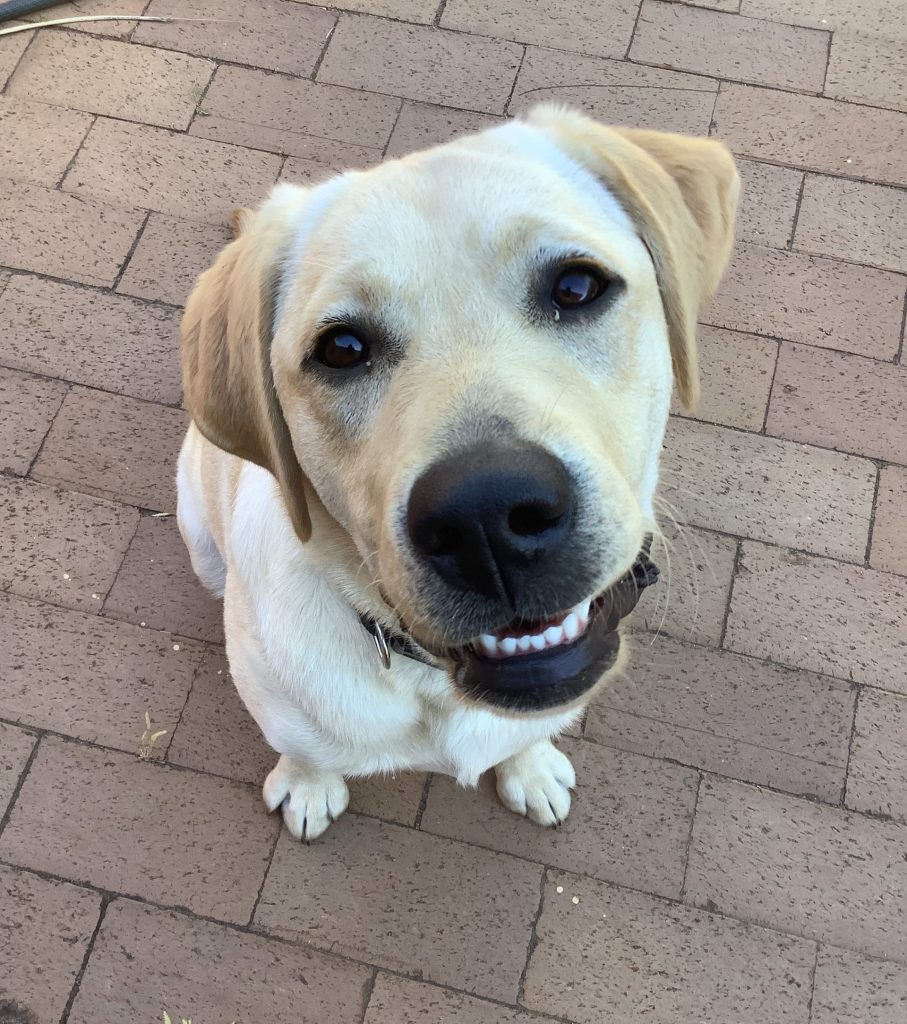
[177,105,738,840]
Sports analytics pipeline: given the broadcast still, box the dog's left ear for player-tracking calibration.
[524,106,740,411]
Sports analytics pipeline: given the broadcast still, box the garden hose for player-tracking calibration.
[0,0,65,23]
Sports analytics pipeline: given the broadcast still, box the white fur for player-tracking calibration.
[176,115,695,840]
[178,428,582,837]
[487,121,636,236]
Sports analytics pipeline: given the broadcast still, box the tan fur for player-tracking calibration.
[525,106,740,410]
[182,203,313,541]
[229,207,252,238]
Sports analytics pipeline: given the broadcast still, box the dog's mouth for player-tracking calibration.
[447,543,659,713]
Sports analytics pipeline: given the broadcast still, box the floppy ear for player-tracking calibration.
[523,106,740,411]
[181,204,312,542]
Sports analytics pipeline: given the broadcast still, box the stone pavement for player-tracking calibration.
[0,0,906,1020]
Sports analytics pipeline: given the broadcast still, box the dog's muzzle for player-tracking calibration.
[360,540,659,712]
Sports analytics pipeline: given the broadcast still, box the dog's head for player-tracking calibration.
[182,106,738,712]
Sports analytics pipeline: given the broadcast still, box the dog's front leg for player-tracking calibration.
[262,755,349,842]
[494,740,576,827]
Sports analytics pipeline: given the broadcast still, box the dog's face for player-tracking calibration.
[183,107,738,713]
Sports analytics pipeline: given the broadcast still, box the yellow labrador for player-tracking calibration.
[177,105,738,840]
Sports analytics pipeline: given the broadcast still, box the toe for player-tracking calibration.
[545,777,572,823]
[549,747,576,790]
[262,762,291,813]
[326,780,350,820]
[524,789,560,827]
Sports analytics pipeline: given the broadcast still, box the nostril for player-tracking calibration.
[508,502,563,538]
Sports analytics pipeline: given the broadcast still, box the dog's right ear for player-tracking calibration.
[523,106,739,412]
[181,206,312,542]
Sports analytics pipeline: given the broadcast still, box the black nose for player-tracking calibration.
[407,441,575,601]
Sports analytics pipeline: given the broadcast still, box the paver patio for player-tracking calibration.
[1,0,906,1020]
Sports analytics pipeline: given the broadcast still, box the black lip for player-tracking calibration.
[449,542,659,713]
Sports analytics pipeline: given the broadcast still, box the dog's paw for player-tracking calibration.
[263,755,349,842]
[495,740,576,827]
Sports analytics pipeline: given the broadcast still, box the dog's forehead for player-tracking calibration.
[309,121,635,256]
[275,122,645,328]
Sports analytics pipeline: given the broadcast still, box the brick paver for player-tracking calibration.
[421,738,698,898]
[587,635,856,801]
[630,522,738,645]
[811,946,907,1024]
[136,0,336,75]
[871,465,907,575]
[0,181,144,287]
[1,0,906,1017]
[364,973,550,1023]
[32,387,188,510]
[18,0,146,38]
[0,723,35,818]
[670,326,778,430]
[725,541,907,692]
[523,872,816,1024]
[630,1,829,91]
[0,27,32,89]
[441,0,638,58]
[0,591,201,750]
[0,864,103,1024]
[826,33,907,112]
[795,174,907,274]
[116,214,232,306]
[734,159,803,249]
[0,737,278,922]
[64,118,282,224]
[704,243,906,360]
[713,83,907,187]
[740,0,905,34]
[509,46,718,134]
[192,65,398,162]
[767,344,907,462]
[0,366,68,475]
[385,100,504,158]
[257,818,542,1003]
[685,776,907,961]
[0,275,181,401]
[0,94,93,188]
[68,899,372,1024]
[0,475,138,612]
[317,15,523,113]
[8,30,215,130]
[660,417,876,562]
[103,515,224,642]
[846,687,907,822]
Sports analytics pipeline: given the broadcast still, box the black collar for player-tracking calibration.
[358,612,437,669]
[358,538,659,670]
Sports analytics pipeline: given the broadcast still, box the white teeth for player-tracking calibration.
[478,595,596,659]
[479,634,498,658]
[544,625,564,646]
[574,597,593,623]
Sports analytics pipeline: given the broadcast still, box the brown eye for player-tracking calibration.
[552,265,607,309]
[315,330,370,370]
